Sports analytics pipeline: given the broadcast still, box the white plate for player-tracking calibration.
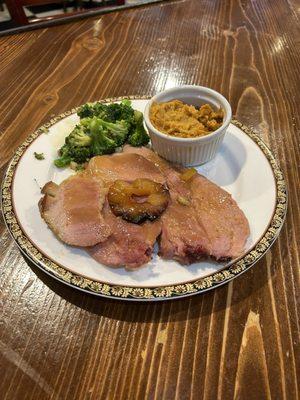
[1,97,287,300]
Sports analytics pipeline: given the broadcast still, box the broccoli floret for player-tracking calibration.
[127,122,149,147]
[92,102,108,117]
[121,99,132,107]
[56,100,147,168]
[54,158,71,168]
[89,117,117,155]
[54,144,72,167]
[127,109,149,146]
[77,103,94,118]
[77,102,109,119]
[77,100,134,123]
[54,125,92,167]
[97,119,129,146]
[68,146,92,163]
[105,103,134,123]
[81,117,129,146]
[79,117,92,130]
[101,99,133,123]
[133,109,143,124]
[34,152,45,160]
[54,143,92,167]
[66,125,92,147]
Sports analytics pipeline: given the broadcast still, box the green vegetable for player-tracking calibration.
[121,99,132,107]
[128,122,149,147]
[54,143,92,167]
[78,99,134,123]
[133,109,143,124]
[127,110,149,147]
[66,125,92,146]
[55,99,149,168]
[77,102,107,119]
[89,117,117,155]
[34,152,45,160]
[54,125,92,167]
[94,118,129,146]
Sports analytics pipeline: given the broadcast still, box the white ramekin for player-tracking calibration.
[144,85,232,166]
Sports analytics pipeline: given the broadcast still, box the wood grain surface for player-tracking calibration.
[0,0,299,399]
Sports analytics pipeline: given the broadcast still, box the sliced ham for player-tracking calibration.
[123,146,250,263]
[85,152,166,268]
[40,152,166,268]
[188,174,250,260]
[85,153,166,268]
[159,174,250,262]
[89,202,161,270]
[86,152,165,186]
[39,175,111,247]
[39,147,250,269]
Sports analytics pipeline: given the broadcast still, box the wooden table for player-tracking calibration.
[0,1,299,398]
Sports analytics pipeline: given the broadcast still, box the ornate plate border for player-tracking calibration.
[1,96,288,300]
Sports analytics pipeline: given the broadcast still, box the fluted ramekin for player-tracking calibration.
[144,85,232,166]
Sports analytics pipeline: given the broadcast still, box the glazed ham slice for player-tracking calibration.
[123,146,250,263]
[82,153,166,269]
[39,153,166,268]
[39,147,249,269]
[160,174,250,263]
[87,152,165,186]
[89,203,161,270]
[39,175,111,247]
[85,152,166,268]
[188,175,250,260]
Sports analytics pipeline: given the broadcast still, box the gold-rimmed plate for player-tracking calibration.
[1,97,287,301]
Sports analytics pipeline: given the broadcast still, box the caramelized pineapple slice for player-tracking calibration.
[108,178,170,224]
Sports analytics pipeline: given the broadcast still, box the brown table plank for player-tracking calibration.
[0,0,299,399]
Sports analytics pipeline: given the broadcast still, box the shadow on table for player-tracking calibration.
[24,254,275,324]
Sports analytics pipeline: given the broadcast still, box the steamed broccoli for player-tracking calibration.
[127,109,149,147]
[55,99,149,168]
[54,125,92,167]
[54,144,92,168]
[82,117,129,147]
[133,109,143,124]
[97,119,129,146]
[121,99,131,107]
[104,102,134,123]
[66,125,92,147]
[77,99,134,123]
[89,118,117,155]
[54,143,92,168]
[34,152,45,160]
[128,122,149,146]
[77,103,94,118]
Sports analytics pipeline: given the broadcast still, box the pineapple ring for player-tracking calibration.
[108,178,170,224]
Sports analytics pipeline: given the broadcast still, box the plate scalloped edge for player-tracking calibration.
[1,96,288,301]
